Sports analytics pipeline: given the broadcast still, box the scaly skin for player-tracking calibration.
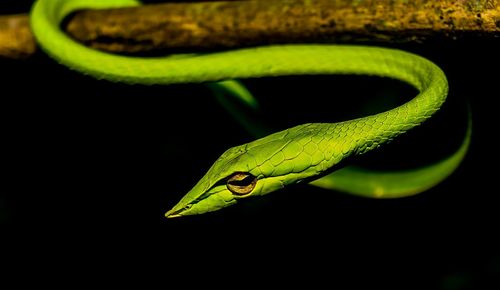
[30,0,448,218]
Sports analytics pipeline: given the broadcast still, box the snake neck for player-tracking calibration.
[303,65,448,176]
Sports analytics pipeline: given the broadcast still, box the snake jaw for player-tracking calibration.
[165,178,238,218]
[165,203,193,218]
[166,213,181,219]
[165,194,237,218]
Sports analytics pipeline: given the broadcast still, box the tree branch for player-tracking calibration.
[1,0,499,59]
[0,14,36,59]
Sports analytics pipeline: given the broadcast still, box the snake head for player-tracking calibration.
[165,124,326,218]
[165,144,258,218]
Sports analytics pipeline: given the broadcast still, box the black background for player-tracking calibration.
[2,1,499,288]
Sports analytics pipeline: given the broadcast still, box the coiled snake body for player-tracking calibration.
[31,0,458,218]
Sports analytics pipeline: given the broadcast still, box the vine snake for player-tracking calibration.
[31,0,465,219]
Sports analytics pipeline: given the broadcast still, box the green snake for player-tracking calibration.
[31,0,466,218]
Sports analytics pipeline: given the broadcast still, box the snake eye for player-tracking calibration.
[226,172,256,196]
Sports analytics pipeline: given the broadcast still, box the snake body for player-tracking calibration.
[31,0,448,218]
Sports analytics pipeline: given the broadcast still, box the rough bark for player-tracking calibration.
[0,0,499,59]
[0,14,36,59]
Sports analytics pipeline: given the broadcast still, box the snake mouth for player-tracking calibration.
[165,190,214,218]
[165,204,192,218]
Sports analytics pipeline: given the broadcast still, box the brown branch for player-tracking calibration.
[1,0,499,59]
[0,14,36,59]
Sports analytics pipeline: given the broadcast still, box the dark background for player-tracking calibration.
[1,1,499,288]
